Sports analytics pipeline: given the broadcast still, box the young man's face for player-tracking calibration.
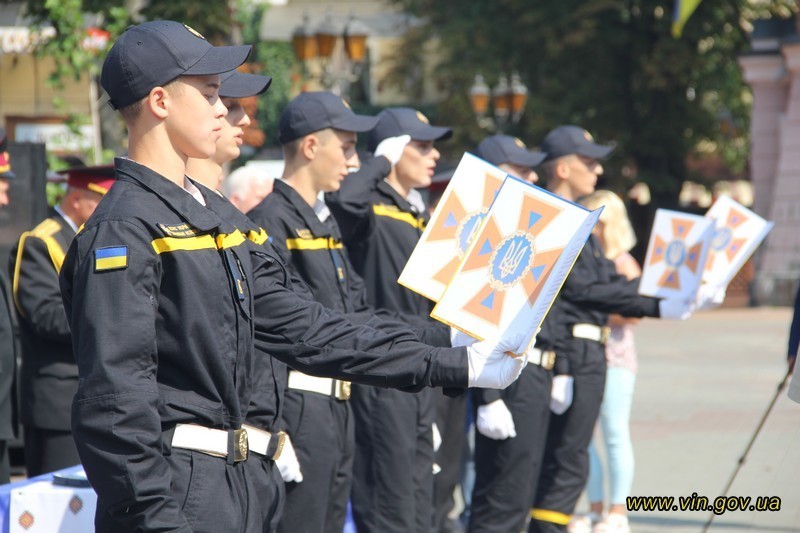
[311,129,358,193]
[214,97,251,165]
[565,154,603,198]
[165,74,227,159]
[396,139,440,190]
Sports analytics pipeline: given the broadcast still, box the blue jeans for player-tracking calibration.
[587,367,636,505]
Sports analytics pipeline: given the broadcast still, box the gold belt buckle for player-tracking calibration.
[542,351,556,370]
[233,429,249,462]
[335,380,351,400]
[272,431,288,461]
[600,326,611,344]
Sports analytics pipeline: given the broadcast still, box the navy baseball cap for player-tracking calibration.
[101,20,252,110]
[278,91,378,144]
[540,125,615,161]
[477,135,546,168]
[0,129,13,179]
[220,71,272,98]
[367,108,452,153]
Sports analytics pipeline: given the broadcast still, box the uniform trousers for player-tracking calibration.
[278,389,353,533]
[529,340,606,533]
[468,364,552,533]
[246,455,285,532]
[350,384,435,533]
[95,447,264,533]
[432,389,468,531]
[24,426,80,477]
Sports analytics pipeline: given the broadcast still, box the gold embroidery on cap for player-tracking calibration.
[583,130,593,141]
[341,98,352,110]
[184,24,206,40]
[416,111,430,124]
[514,137,526,148]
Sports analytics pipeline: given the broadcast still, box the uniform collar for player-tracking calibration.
[273,179,337,238]
[376,179,421,215]
[54,205,79,234]
[114,157,229,233]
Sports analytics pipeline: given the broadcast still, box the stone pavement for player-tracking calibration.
[584,307,800,532]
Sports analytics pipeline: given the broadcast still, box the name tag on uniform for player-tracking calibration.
[94,246,128,272]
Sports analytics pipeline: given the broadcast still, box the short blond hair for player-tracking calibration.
[580,189,636,260]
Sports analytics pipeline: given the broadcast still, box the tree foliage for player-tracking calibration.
[386,0,796,206]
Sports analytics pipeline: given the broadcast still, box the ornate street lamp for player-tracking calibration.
[469,71,528,131]
[291,12,369,95]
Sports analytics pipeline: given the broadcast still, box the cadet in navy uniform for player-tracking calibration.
[79,35,526,531]
[249,91,458,533]
[326,108,452,531]
[0,135,18,484]
[468,135,556,532]
[9,165,113,476]
[528,126,693,533]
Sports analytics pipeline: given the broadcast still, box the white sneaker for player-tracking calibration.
[593,513,630,533]
[567,512,602,533]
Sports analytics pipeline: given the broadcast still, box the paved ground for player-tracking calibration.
[583,307,800,532]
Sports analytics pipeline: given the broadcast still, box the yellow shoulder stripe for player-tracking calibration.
[12,218,66,317]
[286,237,343,251]
[247,228,269,245]
[530,509,571,525]
[151,229,247,254]
[372,204,426,230]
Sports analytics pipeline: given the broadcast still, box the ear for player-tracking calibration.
[301,135,319,160]
[145,86,170,120]
[554,158,571,180]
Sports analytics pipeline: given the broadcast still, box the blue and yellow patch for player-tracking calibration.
[94,246,128,272]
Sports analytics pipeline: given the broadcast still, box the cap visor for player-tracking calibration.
[508,150,547,167]
[184,45,252,76]
[220,73,272,98]
[333,114,380,133]
[579,142,615,160]
[411,125,453,142]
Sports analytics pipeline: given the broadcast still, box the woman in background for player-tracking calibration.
[573,190,640,533]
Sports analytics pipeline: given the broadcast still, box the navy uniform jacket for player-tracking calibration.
[249,179,449,347]
[327,156,431,316]
[60,158,258,531]
[554,234,660,373]
[9,211,76,431]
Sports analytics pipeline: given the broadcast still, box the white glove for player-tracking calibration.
[451,327,478,348]
[658,297,695,320]
[550,375,574,415]
[696,284,726,311]
[476,399,517,440]
[432,423,442,452]
[275,434,303,483]
[374,134,411,165]
[466,333,527,389]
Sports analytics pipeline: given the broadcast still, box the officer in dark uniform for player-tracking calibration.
[467,136,555,532]
[9,165,113,476]
[327,108,453,532]
[0,134,18,484]
[528,126,693,533]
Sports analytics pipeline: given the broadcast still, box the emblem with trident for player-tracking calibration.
[488,231,536,291]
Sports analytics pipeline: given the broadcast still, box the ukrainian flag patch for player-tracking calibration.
[94,246,128,272]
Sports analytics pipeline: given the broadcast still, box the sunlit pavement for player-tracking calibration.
[589,307,800,532]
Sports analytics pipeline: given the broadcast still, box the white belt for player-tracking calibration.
[527,348,556,370]
[572,323,611,344]
[242,424,286,460]
[171,424,249,462]
[287,370,351,400]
